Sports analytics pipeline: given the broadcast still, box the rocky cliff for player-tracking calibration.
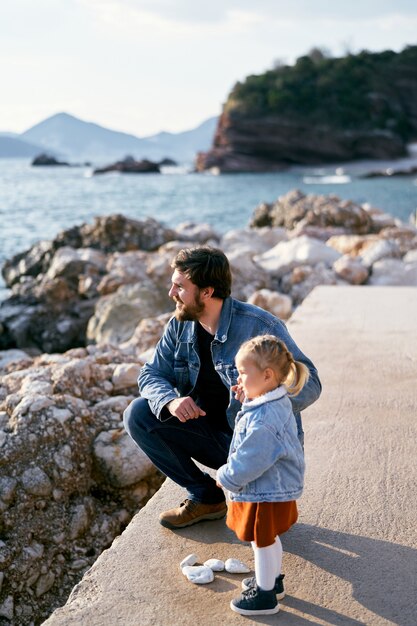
[197,46,417,172]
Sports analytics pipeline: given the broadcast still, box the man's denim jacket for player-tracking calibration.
[138,297,321,438]
[216,386,304,502]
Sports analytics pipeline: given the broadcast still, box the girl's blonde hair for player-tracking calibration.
[236,334,309,397]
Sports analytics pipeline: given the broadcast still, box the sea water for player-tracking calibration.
[0,158,416,297]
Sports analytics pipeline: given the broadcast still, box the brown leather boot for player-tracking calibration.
[159,499,227,529]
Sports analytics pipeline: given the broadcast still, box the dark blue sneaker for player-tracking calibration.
[242,573,285,600]
[230,586,279,616]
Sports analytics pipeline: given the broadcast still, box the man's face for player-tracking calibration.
[169,269,204,321]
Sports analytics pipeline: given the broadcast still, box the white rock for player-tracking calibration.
[226,247,271,300]
[0,595,14,620]
[403,249,417,263]
[120,312,171,356]
[53,445,74,472]
[326,234,378,256]
[51,407,73,424]
[333,255,369,285]
[112,363,141,390]
[180,553,199,569]
[254,235,341,277]
[227,247,269,281]
[247,289,292,320]
[93,429,154,487]
[69,504,90,540]
[368,259,417,286]
[220,227,287,255]
[204,558,225,571]
[20,467,52,496]
[282,262,341,305]
[36,572,56,597]
[21,379,53,395]
[46,246,106,279]
[12,394,53,419]
[182,565,214,584]
[174,222,219,243]
[359,239,400,268]
[23,541,44,560]
[225,558,251,574]
[0,349,30,370]
[87,280,172,345]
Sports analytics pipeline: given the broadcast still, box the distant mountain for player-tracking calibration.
[142,117,219,159]
[0,134,52,158]
[20,112,218,163]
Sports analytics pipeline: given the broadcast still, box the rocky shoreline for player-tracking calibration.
[1,191,417,625]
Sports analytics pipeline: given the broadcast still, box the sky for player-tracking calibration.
[1,0,417,138]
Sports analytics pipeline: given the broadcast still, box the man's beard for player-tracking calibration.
[173,295,204,321]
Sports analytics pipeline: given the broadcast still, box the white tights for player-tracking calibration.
[251,536,283,591]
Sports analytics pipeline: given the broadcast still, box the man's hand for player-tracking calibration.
[167,397,206,423]
[231,383,245,404]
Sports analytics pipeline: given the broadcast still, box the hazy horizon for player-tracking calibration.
[0,110,217,140]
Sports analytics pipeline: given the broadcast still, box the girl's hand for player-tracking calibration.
[231,383,245,403]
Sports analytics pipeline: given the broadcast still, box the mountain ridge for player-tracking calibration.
[0,134,52,158]
[17,112,218,163]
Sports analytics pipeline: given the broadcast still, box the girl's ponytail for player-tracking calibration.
[284,359,309,397]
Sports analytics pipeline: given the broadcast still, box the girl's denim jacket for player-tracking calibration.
[138,297,321,440]
[216,386,305,502]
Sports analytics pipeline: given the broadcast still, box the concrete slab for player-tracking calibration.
[43,286,417,626]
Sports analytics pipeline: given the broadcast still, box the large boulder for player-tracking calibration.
[254,235,341,277]
[326,234,379,256]
[220,227,287,255]
[226,247,272,301]
[359,239,401,268]
[250,190,374,234]
[333,255,369,285]
[86,280,172,346]
[281,262,345,305]
[96,251,149,296]
[368,259,417,285]
[173,222,220,243]
[93,429,154,488]
[247,289,293,320]
[119,313,171,357]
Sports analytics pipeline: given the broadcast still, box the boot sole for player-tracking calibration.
[159,510,227,529]
[230,602,279,616]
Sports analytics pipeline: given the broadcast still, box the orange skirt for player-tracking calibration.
[226,500,298,548]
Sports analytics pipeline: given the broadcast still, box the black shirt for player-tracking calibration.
[193,323,230,428]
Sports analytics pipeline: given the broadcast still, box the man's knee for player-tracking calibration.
[123,397,153,436]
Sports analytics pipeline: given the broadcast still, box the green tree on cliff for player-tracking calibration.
[226,45,417,140]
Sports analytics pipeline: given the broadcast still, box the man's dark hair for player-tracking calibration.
[172,246,232,299]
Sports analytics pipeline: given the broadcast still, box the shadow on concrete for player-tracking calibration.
[281,597,366,626]
[284,523,417,626]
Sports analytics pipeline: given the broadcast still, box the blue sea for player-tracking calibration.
[1,157,416,298]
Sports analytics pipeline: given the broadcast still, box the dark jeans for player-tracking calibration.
[123,397,233,504]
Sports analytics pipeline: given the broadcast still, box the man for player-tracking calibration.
[124,246,321,529]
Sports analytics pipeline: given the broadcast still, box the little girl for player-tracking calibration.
[216,334,309,616]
